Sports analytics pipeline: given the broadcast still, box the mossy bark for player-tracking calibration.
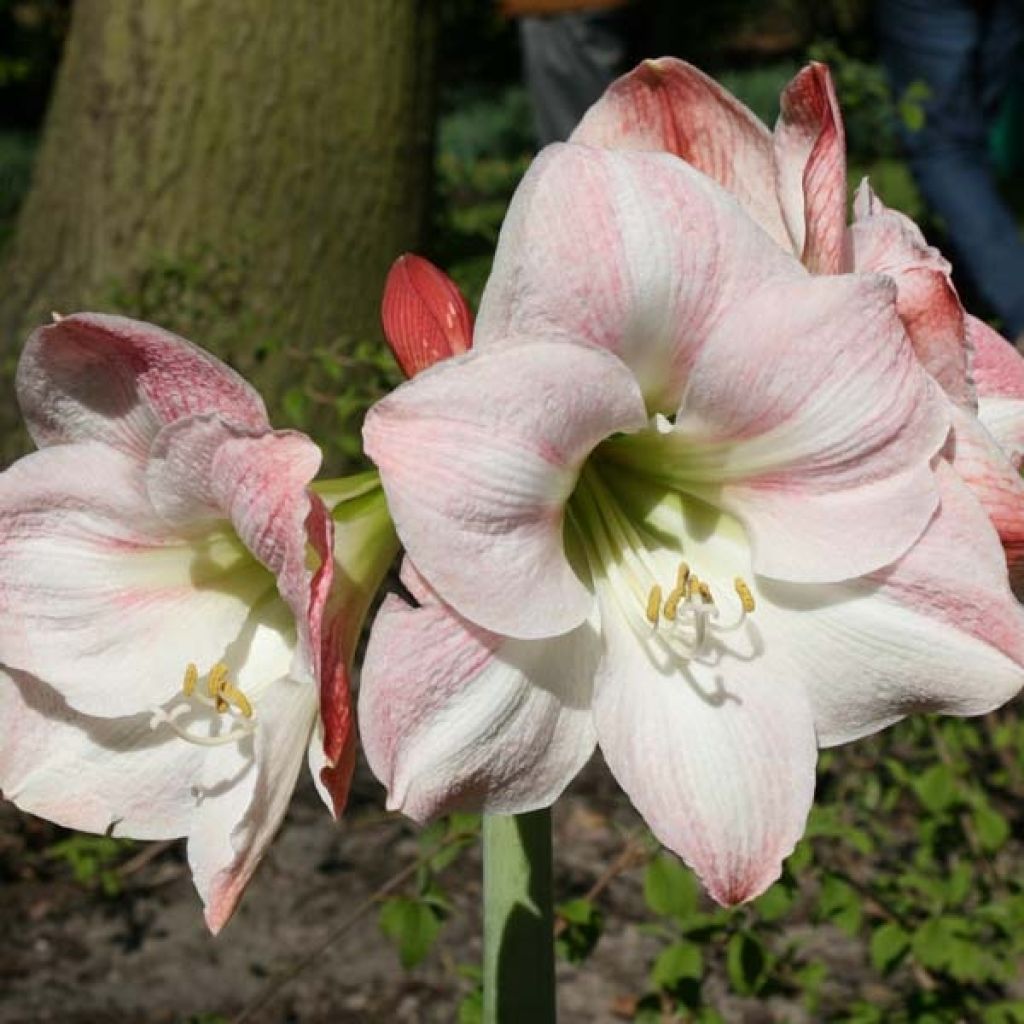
[0,0,438,469]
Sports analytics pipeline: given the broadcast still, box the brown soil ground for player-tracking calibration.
[0,756,886,1024]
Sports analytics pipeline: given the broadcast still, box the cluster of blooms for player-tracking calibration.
[3,59,1024,930]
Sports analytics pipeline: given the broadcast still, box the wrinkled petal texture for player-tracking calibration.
[359,594,598,820]
[971,315,1024,467]
[17,313,269,458]
[146,413,347,807]
[475,144,800,412]
[363,340,647,639]
[382,254,474,377]
[571,57,791,249]
[774,63,847,274]
[147,415,330,685]
[779,463,1024,744]
[592,608,817,906]
[846,180,972,407]
[671,274,949,582]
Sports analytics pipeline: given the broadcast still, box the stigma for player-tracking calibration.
[149,661,257,747]
[643,561,755,660]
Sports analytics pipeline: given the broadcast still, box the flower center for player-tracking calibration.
[149,661,257,747]
[568,452,757,665]
[641,561,756,661]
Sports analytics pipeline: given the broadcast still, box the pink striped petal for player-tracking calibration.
[971,316,1024,466]
[359,594,597,821]
[592,606,817,906]
[476,144,800,412]
[774,63,847,274]
[310,485,399,818]
[846,180,971,407]
[17,313,269,459]
[0,443,271,716]
[382,254,473,377]
[947,405,1024,593]
[670,274,949,582]
[363,340,647,639]
[146,417,330,687]
[572,58,790,248]
[784,462,1024,745]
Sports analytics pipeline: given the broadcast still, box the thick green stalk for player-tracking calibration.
[482,810,556,1023]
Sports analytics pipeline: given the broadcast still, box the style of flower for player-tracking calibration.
[572,56,1024,588]
[0,313,396,931]
[358,137,1024,905]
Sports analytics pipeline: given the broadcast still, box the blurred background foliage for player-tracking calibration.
[2,1,1024,1021]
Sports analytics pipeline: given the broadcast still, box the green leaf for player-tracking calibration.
[869,922,910,974]
[753,881,794,922]
[911,916,970,971]
[644,852,698,921]
[457,989,483,1024]
[429,840,468,872]
[281,386,308,426]
[910,763,959,814]
[418,820,447,852]
[555,899,603,964]
[973,801,1011,854]
[787,840,813,872]
[725,932,768,996]
[447,812,481,838]
[650,941,703,992]
[379,898,442,969]
[818,875,863,935]
[843,1002,886,1024]
[982,1001,1024,1024]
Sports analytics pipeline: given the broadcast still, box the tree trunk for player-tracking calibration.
[0,0,438,470]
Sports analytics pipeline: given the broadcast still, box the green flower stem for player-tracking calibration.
[482,810,556,1024]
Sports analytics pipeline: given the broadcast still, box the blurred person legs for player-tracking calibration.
[876,0,1024,341]
[516,4,632,145]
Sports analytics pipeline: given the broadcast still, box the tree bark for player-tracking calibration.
[0,0,438,469]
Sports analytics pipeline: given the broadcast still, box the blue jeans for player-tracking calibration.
[519,12,629,146]
[876,0,1024,337]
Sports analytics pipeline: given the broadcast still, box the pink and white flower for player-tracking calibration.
[0,313,396,931]
[574,56,1024,590]
[358,141,1024,906]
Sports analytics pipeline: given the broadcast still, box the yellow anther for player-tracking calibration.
[182,663,199,697]
[645,584,662,626]
[675,562,690,589]
[219,682,254,719]
[206,662,228,699]
[663,587,685,621]
[698,581,713,604]
[215,696,230,713]
[687,575,701,600]
[734,577,756,613]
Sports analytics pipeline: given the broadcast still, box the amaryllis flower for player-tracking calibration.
[0,314,396,931]
[358,142,1024,904]
[574,57,1024,588]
